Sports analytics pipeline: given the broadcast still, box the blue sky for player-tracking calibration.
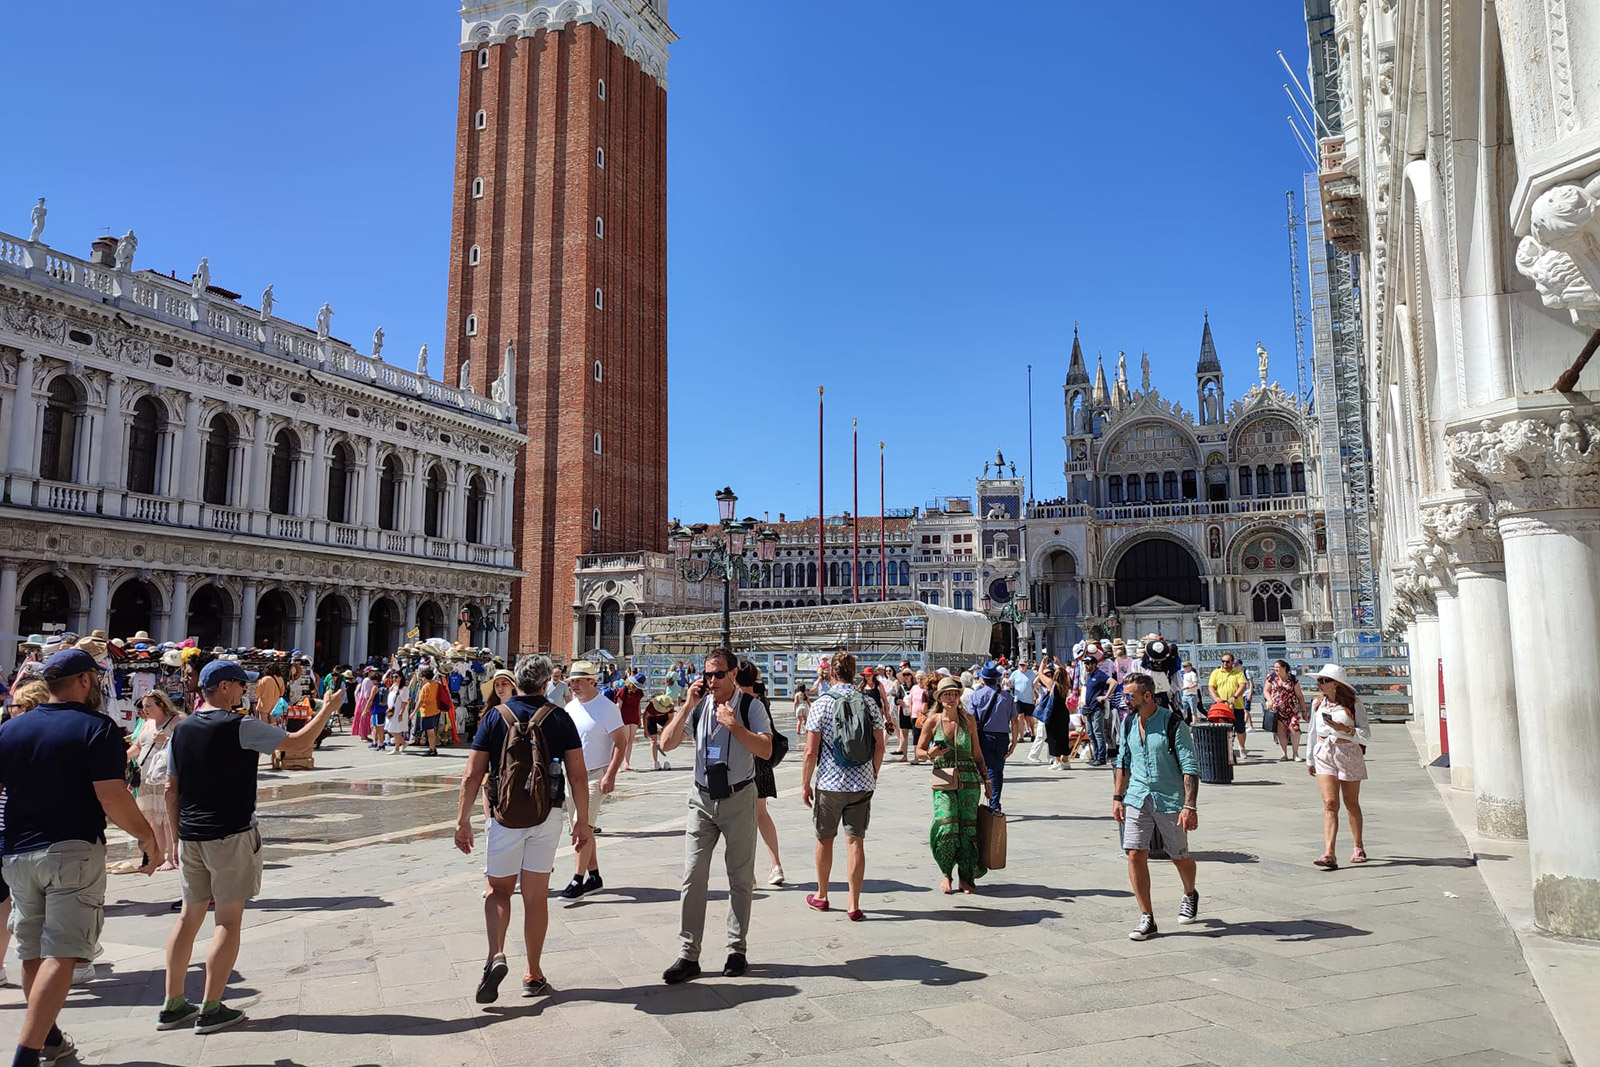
[2,2,1313,522]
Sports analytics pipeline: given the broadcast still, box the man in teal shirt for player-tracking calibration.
[1111,673,1200,941]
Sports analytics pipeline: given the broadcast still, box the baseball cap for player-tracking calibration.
[199,660,258,689]
[42,648,99,682]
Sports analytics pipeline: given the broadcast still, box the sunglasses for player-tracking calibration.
[702,669,730,680]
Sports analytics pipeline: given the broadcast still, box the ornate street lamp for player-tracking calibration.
[671,487,773,650]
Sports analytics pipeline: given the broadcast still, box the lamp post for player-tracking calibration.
[670,486,778,651]
[983,579,1030,660]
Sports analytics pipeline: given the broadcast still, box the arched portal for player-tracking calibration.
[19,574,75,636]
[109,579,158,639]
[256,589,295,651]
[1112,538,1206,610]
[417,600,446,640]
[599,599,622,658]
[368,597,400,660]
[188,584,234,650]
[315,594,352,671]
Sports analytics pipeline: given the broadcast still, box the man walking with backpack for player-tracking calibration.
[1112,673,1201,941]
[454,654,589,1002]
[800,651,886,921]
[557,661,626,900]
[657,648,773,984]
[969,662,1020,812]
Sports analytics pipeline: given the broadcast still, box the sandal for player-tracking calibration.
[1350,848,1368,864]
[1313,853,1339,869]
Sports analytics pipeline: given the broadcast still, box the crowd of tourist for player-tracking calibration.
[0,627,1373,1061]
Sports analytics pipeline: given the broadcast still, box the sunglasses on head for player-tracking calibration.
[702,669,730,680]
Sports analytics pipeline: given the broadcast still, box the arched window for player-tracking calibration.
[807,562,817,590]
[594,288,604,309]
[126,396,163,495]
[471,177,484,198]
[593,360,603,382]
[864,560,876,587]
[1255,464,1270,495]
[1125,474,1142,503]
[1251,580,1293,623]
[39,377,84,482]
[1144,473,1160,502]
[1162,471,1178,500]
[477,48,489,68]
[202,414,236,506]
[595,216,604,238]
[593,432,602,454]
[474,109,487,130]
[1108,475,1123,504]
[1238,465,1253,496]
[269,429,295,515]
[1292,461,1306,493]
[378,454,402,531]
[326,441,355,524]
[465,474,487,544]
[423,466,446,538]
[1273,463,1289,495]
[468,244,481,266]
[596,147,605,168]
[465,314,478,336]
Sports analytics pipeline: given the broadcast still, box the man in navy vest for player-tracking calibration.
[157,660,339,1035]
[969,662,1020,812]
[0,648,162,1067]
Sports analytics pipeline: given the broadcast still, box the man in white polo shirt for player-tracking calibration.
[558,661,627,901]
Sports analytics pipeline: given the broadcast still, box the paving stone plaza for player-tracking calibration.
[10,713,1584,1067]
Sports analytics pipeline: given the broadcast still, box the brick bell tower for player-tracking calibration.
[447,1,674,656]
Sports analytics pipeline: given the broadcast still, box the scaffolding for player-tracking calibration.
[1303,0,1378,637]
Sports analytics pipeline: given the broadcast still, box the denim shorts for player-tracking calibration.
[3,840,107,961]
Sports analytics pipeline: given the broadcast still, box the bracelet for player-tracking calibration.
[1181,805,1197,812]
[1112,794,1124,801]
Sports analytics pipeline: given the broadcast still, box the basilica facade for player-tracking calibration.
[912,322,1328,659]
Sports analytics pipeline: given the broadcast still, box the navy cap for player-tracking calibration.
[199,660,258,689]
[42,648,99,682]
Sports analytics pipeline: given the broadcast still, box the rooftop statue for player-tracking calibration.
[315,302,333,341]
[259,283,274,321]
[28,198,46,243]
[416,343,429,376]
[191,257,210,300]
[372,326,385,359]
[113,231,137,272]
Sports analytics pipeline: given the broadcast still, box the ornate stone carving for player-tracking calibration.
[462,0,674,86]
[1421,498,1502,567]
[1514,171,1600,327]
[1447,409,1600,511]
[2,301,65,343]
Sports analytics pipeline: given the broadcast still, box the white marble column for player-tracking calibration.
[404,594,419,639]
[239,581,259,648]
[1433,583,1474,792]
[300,586,320,661]
[360,441,379,535]
[1410,611,1442,762]
[5,353,39,477]
[98,373,125,489]
[408,454,426,536]
[0,563,17,674]
[1449,403,1600,938]
[88,567,110,635]
[169,574,190,643]
[246,412,268,534]
[306,426,327,539]
[176,394,201,524]
[354,588,371,665]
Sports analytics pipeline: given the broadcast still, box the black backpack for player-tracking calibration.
[1120,711,1183,762]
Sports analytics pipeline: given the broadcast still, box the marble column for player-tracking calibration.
[239,581,259,648]
[98,373,125,490]
[88,567,110,635]
[1409,611,1442,762]
[307,426,327,539]
[1449,401,1600,938]
[360,441,379,543]
[5,352,38,477]
[0,563,17,674]
[300,586,320,662]
[404,594,419,639]
[354,588,371,665]
[1424,496,1526,837]
[176,394,201,525]
[1433,582,1474,792]
[169,574,190,643]
[246,412,268,535]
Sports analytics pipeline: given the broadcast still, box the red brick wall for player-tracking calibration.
[445,25,668,657]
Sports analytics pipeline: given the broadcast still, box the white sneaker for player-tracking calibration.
[769,865,785,886]
[72,962,96,985]
[1026,755,1043,765]
[662,760,672,771]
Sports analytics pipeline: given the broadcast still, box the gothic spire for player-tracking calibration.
[1065,322,1090,385]
[1092,353,1110,408]
[1197,310,1221,374]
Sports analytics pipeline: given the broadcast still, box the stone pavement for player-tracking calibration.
[0,716,1581,1067]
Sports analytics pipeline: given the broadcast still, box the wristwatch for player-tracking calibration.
[1112,793,1124,802]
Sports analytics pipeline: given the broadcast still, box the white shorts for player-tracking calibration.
[563,770,608,832]
[483,812,562,878]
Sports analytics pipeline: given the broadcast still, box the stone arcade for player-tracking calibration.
[0,222,524,673]
[1319,0,1600,937]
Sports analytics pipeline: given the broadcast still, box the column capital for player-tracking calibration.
[1421,491,1502,569]
[1446,400,1600,515]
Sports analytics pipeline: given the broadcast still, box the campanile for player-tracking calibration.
[448,1,673,656]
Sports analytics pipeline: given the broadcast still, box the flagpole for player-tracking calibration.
[879,441,886,603]
[852,418,860,605]
[1027,363,1035,503]
[817,387,825,607]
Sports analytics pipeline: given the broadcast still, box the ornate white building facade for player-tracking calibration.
[1020,324,1327,656]
[0,219,524,672]
[1320,0,1600,938]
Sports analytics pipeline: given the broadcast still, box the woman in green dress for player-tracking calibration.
[916,676,993,894]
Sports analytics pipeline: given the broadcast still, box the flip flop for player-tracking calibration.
[1351,849,1368,864]
[1313,853,1339,869]
[805,893,830,912]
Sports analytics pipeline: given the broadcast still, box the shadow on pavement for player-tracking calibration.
[254,895,392,912]
[563,886,680,906]
[1006,813,1105,823]
[1188,851,1260,864]
[1188,917,1371,942]
[866,906,1063,928]
[1366,854,1498,868]
[973,882,1132,901]
[751,953,986,987]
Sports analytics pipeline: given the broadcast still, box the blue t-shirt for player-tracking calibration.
[0,701,127,855]
[470,695,582,778]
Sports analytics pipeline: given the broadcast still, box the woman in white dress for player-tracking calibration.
[386,669,412,755]
[1305,663,1370,869]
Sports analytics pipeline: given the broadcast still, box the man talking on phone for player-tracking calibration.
[657,647,773,984]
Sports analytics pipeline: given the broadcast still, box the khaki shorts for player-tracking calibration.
[179,828,264,905]
[812,788,874,840]
[563,769,608,831]
[3,840,106,961]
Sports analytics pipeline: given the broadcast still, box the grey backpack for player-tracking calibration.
[831,689,876,767]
